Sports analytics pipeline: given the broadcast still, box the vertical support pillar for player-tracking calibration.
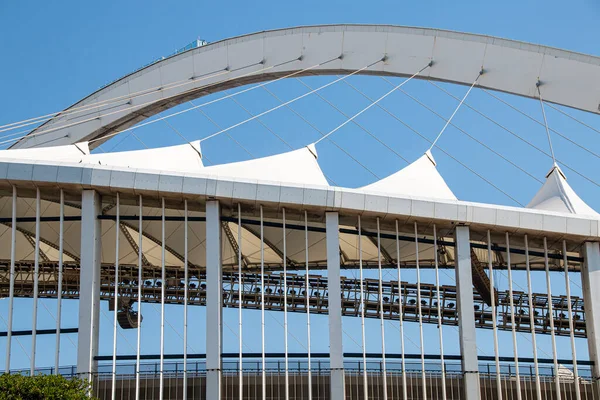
[454,225,480,400]
[326,212,345,400]
[77,190,101,380]
[581,242,600,389]
[206,200,222,400]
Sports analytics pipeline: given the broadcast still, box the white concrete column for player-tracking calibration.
[454,225,480,400]
[77,190,102,380]
[206,200,222,399]
[581,242,600,386]
[326,212,345,400]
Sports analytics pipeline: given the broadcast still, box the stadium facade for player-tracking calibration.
[2,25,600,399]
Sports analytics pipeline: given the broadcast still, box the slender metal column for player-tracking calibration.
[78,190,101,382]
[544,237,562,399]
[454,225,480,400]
[259,205,266,400]
[487,231,502,399]
[563,240,581,400]
[237,203,243,400]
[305,211,313,400]
[433,224,447,399]
[396,220,408,400]
[414,222,427,398]
[505,233,522,399]
[358,216,368,399]
[206,200,223,400]
[376,218,388,400]
[159,198,166,400]
[135,195,143,400]
[581,241,600,393]
[111,193,120,400]
[5,186,17,373]
[524,235,542,400]
[55,189,64,375]
[183,199,189,400]
[282,208,290,400]
[326,212,345,400]
[31,188,41,376]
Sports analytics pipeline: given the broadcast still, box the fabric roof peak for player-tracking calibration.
[360,151,457,201]
[201,145,328,186]
[0,142,90,162]
[84,140,204,171]
[527,163,598,216]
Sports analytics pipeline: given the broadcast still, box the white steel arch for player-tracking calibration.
[14,24,600,149]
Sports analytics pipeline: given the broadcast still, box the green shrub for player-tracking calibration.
[0,373,96,400]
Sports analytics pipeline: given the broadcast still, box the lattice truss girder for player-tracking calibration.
[0,262,586,338]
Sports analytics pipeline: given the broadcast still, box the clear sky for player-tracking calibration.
[0,0,599,373]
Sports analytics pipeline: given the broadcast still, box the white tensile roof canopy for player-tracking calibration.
[360,150,457,201]
[527,163,599,216]
[84,140,204,172]
[199,143,329,186]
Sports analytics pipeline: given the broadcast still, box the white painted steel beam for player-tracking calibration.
[206,200,223,400]
[77,190,101,380]
[55,189,64,374]
[5,186,16,372]
[30,188,40,376]
[454,225,481,400]
[581,241,600,392]
[326,212,345,400]
[19,25,600,149]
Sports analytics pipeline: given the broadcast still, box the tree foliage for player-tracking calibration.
[0,373,95,400]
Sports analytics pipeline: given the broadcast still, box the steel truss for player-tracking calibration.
[0,262,586,338]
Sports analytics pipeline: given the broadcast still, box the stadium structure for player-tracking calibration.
[1,25,600,399]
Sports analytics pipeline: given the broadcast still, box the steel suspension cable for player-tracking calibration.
[314,62,431,145]
[376,217,389,400]
[299,78,410,164]
[563,240,582,400]
[537,84,557,165]
[429,71,483,150]
[0,56,305,138]
[260,85,378,180]
[358,216,368,400]
[545,101,600,135]
[199,59,386,145]
[505,233,523,400]
[482,88,600,162]
[396,220,408,400]
[3,57,338,148]
[402,80,543,183]
[237,203,243,400]
[135,195,143,400]
[183,199,189,400]
[304,211,313,400]
[429,81,600,188]
[344,77,524,205]
[260,205,266,400]
[524,235,543,400]
[487,231,503,399]
[0,69,232,133]
[544,237,562,399]
[282,208,290,400]
[414,221,427,399]
[111,193,120,400]
[433,224,447,400]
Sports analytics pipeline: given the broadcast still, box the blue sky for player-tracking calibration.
[1,0,599,373]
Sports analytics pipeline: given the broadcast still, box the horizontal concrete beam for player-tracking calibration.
[0,158,597,241]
